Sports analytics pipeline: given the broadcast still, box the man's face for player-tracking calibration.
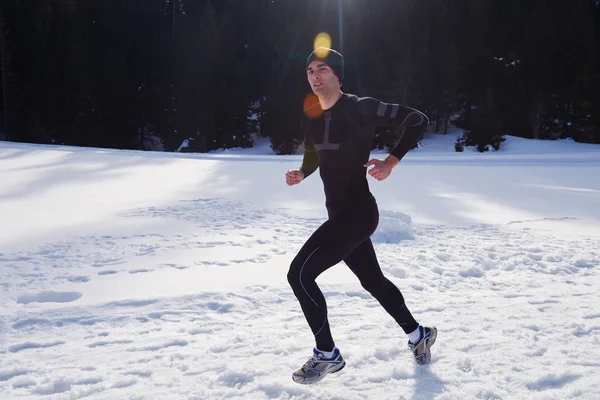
[306,60,340,96]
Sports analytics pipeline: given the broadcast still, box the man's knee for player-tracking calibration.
[287,255,304,289]
[288,252,316,290]
[287,265,297,289]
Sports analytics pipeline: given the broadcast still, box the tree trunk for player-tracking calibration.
[259,95,263,136]
[0,14,7,141]
[402,73,409,105]
[1,44,7,141]
[531,95,543,139]
[435,97,442,132]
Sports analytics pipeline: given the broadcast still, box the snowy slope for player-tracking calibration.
[1,134,599,400]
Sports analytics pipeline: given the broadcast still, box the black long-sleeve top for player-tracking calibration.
[300,92,429,204]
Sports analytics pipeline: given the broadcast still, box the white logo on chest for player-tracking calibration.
[314,111,340,151]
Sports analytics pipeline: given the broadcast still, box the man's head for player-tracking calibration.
[306,47,344,95]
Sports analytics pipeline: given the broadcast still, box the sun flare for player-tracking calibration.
[313,33,332,56]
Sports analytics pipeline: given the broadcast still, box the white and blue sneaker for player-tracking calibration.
[292,347,346,384]
[408,326,437,365]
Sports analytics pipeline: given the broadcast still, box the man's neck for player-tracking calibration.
[318,90,343,111]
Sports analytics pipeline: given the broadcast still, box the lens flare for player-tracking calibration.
[313,33,331,56]
[303,93,323,119]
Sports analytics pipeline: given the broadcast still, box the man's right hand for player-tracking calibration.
[286,169,304,186]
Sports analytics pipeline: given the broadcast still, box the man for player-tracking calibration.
[285,47,437,385]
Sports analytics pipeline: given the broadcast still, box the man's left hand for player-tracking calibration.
[363,157,398,181]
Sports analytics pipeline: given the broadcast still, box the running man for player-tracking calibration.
[286,47,437,384]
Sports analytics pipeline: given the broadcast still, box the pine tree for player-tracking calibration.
[127,0,167,151]
[463,82,505,152]
[0,8,16,141]
[22,0,85,144]
[58,0,98,146]
[0,0,597,150]
[462,0,498,107]
[425,0,462,134]
[562,0,598,143]
[261,1,316,155]
[518,0,597,140]
[179,0,221,152]
[587,0,600,143]
[350,0,427,152]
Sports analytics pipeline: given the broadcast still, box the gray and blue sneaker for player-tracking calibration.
[408,326,437,365]
[292,347,346,384]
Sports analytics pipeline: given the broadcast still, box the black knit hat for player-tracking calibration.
[306,47,344,84]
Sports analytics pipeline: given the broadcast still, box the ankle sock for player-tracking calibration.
[316,347,336,359]
[408,326,422,344]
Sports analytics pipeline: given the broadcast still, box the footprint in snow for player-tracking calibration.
[436,253,452,262]
[97,270,118,276]
[128,339,189,352]
[124,370,153,378]
[17,291,82,304]
[0,368,30,382]
[12,318,52,329]
[11,378,37,389]
[105,299,157,308]
[31,376,104,396]
[65,275,90,283]
[8,341,65,353]
[134,245,157,256]
[459,267,485,278]
[525,373,582,391]
[528,299,559,305]
[87,339,134,348]
[111,378,138,388]
[92,258,125,268]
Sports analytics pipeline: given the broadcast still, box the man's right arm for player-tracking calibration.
[299,114,318,179]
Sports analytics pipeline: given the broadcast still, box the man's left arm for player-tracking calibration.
[356,97,429,179]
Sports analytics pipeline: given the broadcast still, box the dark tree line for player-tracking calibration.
[0,0,598,153]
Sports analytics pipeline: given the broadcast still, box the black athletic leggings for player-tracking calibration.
[287,195,419,351]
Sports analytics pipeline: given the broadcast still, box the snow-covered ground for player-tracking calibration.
[1,131,599,399]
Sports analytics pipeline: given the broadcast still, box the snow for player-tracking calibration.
[1,130,600,399]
